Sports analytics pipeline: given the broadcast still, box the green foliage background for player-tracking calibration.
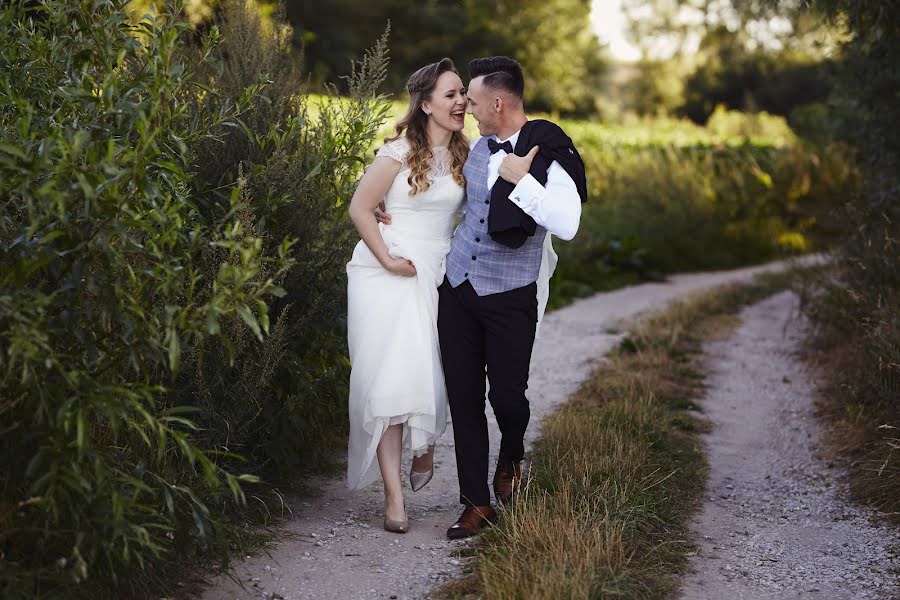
[213,0,606,116]
[0,1,882,599]
[541,112,853,307]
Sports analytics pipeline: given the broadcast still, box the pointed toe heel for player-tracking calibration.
[410,466,434,492]
[410,446,435,492]
[383,517,409,533]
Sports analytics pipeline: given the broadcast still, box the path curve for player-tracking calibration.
[197,258,819,600]
[678,291,899,599]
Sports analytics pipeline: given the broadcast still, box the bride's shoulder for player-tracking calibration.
[376,136,411,165]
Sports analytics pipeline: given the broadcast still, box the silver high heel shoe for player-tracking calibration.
[410,447,435,492]
[383,498,408,533]
[383,516,409,533]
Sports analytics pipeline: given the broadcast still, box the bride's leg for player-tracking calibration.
[376,424,406,521]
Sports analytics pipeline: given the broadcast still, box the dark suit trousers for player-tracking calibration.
[437,277,538,507]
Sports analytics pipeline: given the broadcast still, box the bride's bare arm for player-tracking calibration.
[348,156,416,277]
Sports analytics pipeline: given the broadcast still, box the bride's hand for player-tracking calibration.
[384,256,416,277]
[374,201,392,225]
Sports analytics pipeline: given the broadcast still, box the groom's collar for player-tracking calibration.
[493,118,530,148]
[495,130,520,147]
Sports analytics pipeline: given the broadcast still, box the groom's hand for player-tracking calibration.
[498,146,539,185]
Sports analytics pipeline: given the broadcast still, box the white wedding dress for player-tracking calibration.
[346,138,464,490]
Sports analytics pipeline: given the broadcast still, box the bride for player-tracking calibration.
[345,58,468,532]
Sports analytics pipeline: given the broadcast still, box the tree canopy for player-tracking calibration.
[284,0,607,115]
[618,0,839,121]
[149,0,608,116]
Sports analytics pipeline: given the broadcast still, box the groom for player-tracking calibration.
[439,56,586,539]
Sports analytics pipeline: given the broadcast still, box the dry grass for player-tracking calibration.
[803,280,900,523]
[438,271,797,600]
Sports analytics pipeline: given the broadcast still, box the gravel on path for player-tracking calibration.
[196,258,818,600]
[678,291,900,600]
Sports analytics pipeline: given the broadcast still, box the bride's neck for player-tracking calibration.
[425,121,452,148]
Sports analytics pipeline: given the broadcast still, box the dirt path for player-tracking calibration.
[196,258,818,600]
[678,291,899,600]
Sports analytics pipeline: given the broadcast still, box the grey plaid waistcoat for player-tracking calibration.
[446,137,547,296]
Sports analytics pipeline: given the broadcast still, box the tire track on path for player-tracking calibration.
[678,291,899,600]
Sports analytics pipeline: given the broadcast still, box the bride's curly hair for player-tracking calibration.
[386,58,468,196]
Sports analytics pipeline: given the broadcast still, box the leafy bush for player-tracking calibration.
[0,2,285,595]
[705,104,797,146]
[788,102,834,145]
[170,0,391,474]
[0,1,390,597]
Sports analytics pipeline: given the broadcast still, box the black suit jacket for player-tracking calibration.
[487,119,588,248]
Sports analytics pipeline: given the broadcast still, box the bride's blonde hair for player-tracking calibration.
[386,58,468,196]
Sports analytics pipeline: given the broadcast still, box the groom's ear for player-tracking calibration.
[493,96,503,113]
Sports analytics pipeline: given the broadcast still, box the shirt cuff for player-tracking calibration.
[508,173,545,213]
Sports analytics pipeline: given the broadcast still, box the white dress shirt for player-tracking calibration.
[485,128,582,241]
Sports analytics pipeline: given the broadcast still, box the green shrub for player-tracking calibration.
[176,0,391,474]
[705,104,798,146]
[0,2,287,595]
[788,102,833,145]
[0,1,390,597]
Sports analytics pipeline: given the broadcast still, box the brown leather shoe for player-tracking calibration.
[493,454,522,506]
[446,505,497,539]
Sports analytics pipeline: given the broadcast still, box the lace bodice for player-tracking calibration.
[374,137,464,241]
[377,137,455,178]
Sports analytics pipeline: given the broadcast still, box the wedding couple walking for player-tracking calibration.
[346,56,586,539]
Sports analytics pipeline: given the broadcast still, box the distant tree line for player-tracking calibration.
[282,0,607,116]
[620,0,838,124]
[155,0,842,122]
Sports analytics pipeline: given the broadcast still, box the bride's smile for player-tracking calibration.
[421,70,468,133]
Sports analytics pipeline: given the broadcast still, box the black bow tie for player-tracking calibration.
[488,138,513,155]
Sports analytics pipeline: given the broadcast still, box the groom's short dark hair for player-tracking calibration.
[468,56,525,99]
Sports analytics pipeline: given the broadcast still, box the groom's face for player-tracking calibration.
[465,76,499,137]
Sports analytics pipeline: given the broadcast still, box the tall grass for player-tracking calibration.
[441,273,796,599]
[549,118,854,307]
[801,0,900,524]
